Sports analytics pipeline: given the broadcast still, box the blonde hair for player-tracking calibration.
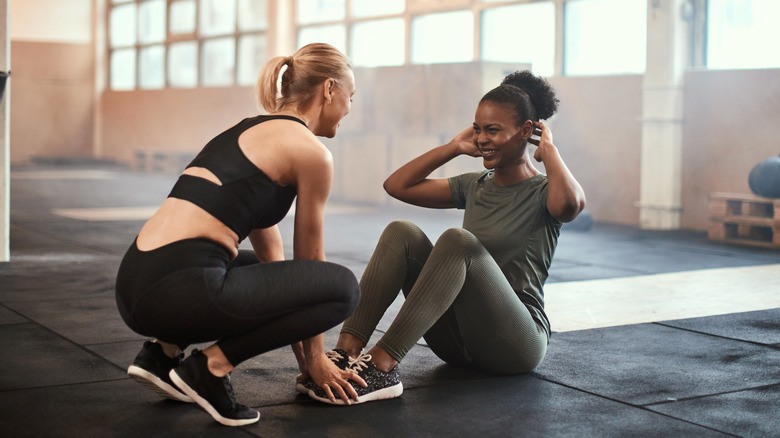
[256,43,352,113]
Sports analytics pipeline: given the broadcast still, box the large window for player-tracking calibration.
[296,0,556,72]
[707,0,780,70]
[563,0,647,76]
[481,2,555,77]
[411,11,474,64]
[112,0,741,90]
[351,19,405,67]
[108,0,270,90]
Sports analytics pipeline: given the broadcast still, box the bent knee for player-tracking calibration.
[334,264,360,308]
[384,220,425,240]
[436,228,482,251]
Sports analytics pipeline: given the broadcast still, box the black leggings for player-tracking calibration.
[115,238,359,366]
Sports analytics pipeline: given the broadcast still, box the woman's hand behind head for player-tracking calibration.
[451,126,480,157]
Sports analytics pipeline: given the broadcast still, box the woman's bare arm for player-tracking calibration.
[384,127,478,208]
[532,122,586,223]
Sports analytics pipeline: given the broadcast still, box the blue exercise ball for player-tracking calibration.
[748,154,780,198]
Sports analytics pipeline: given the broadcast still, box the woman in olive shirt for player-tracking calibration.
[305,70,585,405]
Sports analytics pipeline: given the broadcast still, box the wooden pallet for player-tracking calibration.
[708,192,780,248]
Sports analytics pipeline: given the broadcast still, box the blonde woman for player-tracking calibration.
[116,43,365,426]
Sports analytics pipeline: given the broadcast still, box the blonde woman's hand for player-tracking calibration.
[308,352,366,405]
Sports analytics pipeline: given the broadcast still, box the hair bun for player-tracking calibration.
[501,71,559,120]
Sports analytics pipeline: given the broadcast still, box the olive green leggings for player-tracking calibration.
[341,220,548,375]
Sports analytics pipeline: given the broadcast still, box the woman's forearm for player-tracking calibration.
[385,142,459,193]
[383,141,463,208]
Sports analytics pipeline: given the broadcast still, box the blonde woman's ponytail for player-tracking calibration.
[255,44,351,114]
[256,56,289,113]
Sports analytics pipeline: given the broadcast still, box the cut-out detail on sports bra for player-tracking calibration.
[182,167,222,186]
[167,115,304,242]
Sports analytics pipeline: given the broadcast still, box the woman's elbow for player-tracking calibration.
[554,196,586,223]
[383,179,402,199]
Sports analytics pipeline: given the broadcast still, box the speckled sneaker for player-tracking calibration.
[295,349,351,394]
[308,352,403,405]
[127,341,193,403]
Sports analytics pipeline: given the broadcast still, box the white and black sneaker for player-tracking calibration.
[127,341,193,403]
[295,349,352,394]
[169,350,260,427]
[308,351,403,405]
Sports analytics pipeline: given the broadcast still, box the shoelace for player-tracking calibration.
[347,351,373,373]
[221,373,240,406]
[325,350,344,364]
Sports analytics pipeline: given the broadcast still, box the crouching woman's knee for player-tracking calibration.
[329,263,361,319]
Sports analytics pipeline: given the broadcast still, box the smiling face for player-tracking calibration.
[317,69,356,138]
[472,101,531,170]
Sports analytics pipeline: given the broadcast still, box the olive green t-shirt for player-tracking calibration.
[449,170,561,337]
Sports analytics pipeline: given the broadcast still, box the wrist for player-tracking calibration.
[537,144,559,161]
[444,141,466,157]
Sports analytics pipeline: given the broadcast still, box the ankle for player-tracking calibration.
[202,346,234,377]
[154,340,183,359]
[367,346,399,373]
[335,333,366,359]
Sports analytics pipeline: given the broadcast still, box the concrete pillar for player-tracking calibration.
[0,0,8,262]
[269,0,295,58]
[638,0,691,229]
[92,0,105,158]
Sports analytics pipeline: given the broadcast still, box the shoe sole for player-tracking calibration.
[127,365,193,403]
[169,369,260,427]
[308,382,403,405]
[295,382,309,394]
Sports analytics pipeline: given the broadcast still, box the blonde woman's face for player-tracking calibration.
[319,70,355,138]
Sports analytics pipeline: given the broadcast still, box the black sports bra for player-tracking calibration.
[167,115,303,242]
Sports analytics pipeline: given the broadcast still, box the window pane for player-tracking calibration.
[202,37,236,86]
[200,0,237,37]
[110,49,136,90]
[170,0,196,34]
[237,34,267,86]
[297,25,346,54]
[482,2,555,77]
[564,0,647,76]
[411,10,473,64]
[168,41,198,87]
[110,3,137,47]
[707,0,780,69]
[238,0,268,31]
[351,19,404,67]
[297,0,345,24]
[352,0,404,18]
[139,0,166,44]
[139,45,165,89]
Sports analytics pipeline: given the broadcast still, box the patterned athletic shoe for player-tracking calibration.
[127,341,193,403]
[169,350,260,427]
[295,349,351,394]
[308,351,403,405]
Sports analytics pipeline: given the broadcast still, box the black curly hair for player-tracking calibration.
[480,70,559,124]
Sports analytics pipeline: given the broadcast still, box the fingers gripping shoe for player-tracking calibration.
[295,349,351,394]
[308,352,403,405]
[169,350,260,427]
[127,341,193,403]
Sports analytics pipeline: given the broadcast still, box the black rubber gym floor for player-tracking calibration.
[1,161,777,437]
